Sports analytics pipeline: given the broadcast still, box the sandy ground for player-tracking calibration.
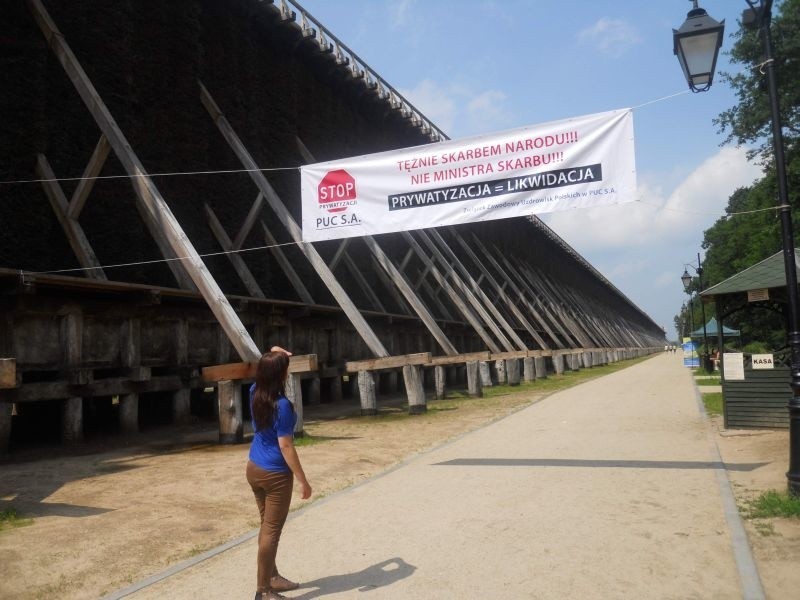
[0,356,797,599]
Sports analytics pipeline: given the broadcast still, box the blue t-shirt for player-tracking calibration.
[248,384,296,473]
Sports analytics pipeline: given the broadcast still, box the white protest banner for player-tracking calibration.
[300,108,635,242]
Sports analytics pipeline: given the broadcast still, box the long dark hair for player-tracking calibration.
[252,351,291,431]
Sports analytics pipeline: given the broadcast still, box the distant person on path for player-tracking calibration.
[247,347,312,600]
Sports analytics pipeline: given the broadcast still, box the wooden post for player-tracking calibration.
[403,365,426,414]
[553,353,565,375]
[534,356,548,379]
[173,388,191,425]
[495,359,507,385]
[62,397,83,444]
[119,394,138,434]
[217,380,243,444]
[0,401,12,455]
[434,365,446,400]
[466,361,482,397]
[285,374,304,434]
[479,361,493,387]
[358,371,377,416]
[506,359,521,386]
[523,357,535,382]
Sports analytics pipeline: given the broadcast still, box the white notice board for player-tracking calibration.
[723,353,745,381]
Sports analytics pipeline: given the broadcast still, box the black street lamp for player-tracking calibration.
[673,0,725,92]
[681,253,710,369]
[673,0,800,495]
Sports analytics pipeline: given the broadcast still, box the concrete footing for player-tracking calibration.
[479,361,492,387]
[119,393,138,434]
[403,365,427,414]
[358,371,377,415]
[466,361,482,397]
[217,380,243,444]
[62,396,83,444]
[506,359,520,386]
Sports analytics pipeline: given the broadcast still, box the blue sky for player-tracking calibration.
[298,0,765,340]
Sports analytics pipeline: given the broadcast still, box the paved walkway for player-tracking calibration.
[118,354,763,599]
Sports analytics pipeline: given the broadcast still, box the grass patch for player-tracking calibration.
[695,377,721,386]
[702,392,723,416]
[743,490,800,519]
[0,508,33,532]
[293,434,327,447]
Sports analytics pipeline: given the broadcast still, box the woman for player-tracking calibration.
[246,347,312,600]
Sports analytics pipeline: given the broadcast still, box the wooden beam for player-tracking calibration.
[0,359,16,389]
[429,351,490,366]
[35,154,107,280]
[345,352,431,372]
[260,222,314,305]
[232,192,264,251]
[490,350,529,361]
[204,203,266,298]
[342,253,386,312]
[67,134,110,219]
[201,354,319,382]
[200,82,389,358]
[448,229,549,349]
[27,0,267,362]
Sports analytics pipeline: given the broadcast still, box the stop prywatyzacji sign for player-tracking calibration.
[300,108,636,242]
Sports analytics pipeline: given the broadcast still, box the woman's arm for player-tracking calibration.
[278,436,312,499]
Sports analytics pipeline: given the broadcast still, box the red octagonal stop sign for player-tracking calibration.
[318,169,356,213]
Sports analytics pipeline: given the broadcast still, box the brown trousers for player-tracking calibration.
[246,460,294,593]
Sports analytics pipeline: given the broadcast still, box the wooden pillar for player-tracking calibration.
[62,397,83,444]
[172,388,192,425]
[358,371,377,416]
[495,360,507,385]
[119,394,138,434]
[0,401,12,455]
[434,365,446,400]
[479,361,493,387]
[553,353,564,375]
[506,359,521,386]
[61,311,84,444]
[534,356,548,379]
[466,361,482,397]
[285,374,304,434]
[403,365,427,415]
[523,357,535,382]
[217,380,243,444]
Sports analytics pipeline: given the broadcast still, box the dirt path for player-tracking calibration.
[0,359,798,599]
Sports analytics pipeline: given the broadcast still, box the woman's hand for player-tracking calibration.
[298,479,312,500]
[270,345,293,356]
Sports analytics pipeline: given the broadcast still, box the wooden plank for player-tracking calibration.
[0,359,16,389]
[345,352,431,373]
[204,203,266,299]
[429,351,491,366]
[343,253,386,312]
[35,154,108,280]
[200,82,388,358]
[232,192,264,251]
[201,354,319,382]
[260,222,314,304]
[68,134,110,219]
[27,1,268,361]
[490,350,529,361]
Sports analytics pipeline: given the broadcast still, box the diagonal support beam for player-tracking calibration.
[67,134,110,220]
[204,203,265,298]
[260,222,314,304]
[29,0,259,359]
[201,82,389,357]
[35,154,107,280]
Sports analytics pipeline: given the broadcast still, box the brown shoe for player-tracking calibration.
[270,574,299,592]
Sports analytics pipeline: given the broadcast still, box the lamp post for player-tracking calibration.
[681,253,709,369]
[673,0,800,495]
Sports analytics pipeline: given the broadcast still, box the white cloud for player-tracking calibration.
[577,18,641,57]
[400,79,512,137]
[388,0,416,28]
[541,146,761,252]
